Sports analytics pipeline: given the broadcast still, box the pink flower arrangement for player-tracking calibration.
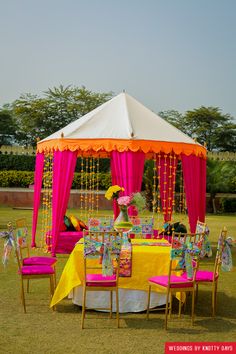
[117,196,131,206]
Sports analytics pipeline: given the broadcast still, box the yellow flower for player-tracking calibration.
[105,185,124,200]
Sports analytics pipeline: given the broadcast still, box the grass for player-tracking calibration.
[0,206,236,354]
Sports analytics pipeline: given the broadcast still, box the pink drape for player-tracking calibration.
[111,151,145,218]
[199,157,206,222]
[51,150,77,256]
[31,153,45,247]
[158,154,178,222]
[182,154,206,232]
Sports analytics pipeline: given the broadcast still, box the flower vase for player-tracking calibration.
[114,206,133,243]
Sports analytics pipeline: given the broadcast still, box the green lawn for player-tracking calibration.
[0,207,236,354]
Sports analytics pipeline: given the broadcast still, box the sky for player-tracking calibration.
[1,0,236,117]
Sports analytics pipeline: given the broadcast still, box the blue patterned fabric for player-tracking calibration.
[221,237,233,272]
[0,223,15,267]
[88,217,114,232]
[84,234,122,276]
[171,238,201,279]
[129,216,154,237]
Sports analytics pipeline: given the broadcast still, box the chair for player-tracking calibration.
[172,231,204,245]
[16,218,57,267]
[88,215,114,232]
[129,216,154,239]
[187,228,227,317]
[147,233,201,329]
[81,230,123,329]
[14,240,55,313]
[15,218,57,290]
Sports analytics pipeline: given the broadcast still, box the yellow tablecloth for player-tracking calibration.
[50,239,171,307]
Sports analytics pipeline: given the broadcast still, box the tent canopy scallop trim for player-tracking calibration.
[37,138,207,159]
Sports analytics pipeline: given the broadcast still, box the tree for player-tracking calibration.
[158,110,187,133]
[0,108,16,147]
[183,106,236,152]
[159,107,236,152]
[12,85,113,146]
[207,159,236,213]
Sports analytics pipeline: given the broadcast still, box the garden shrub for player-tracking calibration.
[0,154,110,173]
[72,172,111,190]
[220,198,236,213]
[0,170,111,190]
[0,154,36,171]
[0,171,34,187]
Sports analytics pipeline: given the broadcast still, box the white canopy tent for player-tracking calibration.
[32,93,207,255]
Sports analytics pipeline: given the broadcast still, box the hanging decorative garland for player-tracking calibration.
[162,154,167,221]
[96,156,100,214]
[152,153,157,215]
[80,156,84,219]
[41,152,53,252]
[172,154,177,217]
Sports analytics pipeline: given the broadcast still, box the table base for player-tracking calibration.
[70,287,166,313]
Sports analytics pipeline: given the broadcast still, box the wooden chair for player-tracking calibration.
[15,218,57,290]
[81,230,123,329]
[15,241,55,313]
[147,233,201,329]
[129,216,154,239]
[88,215,114,232]
[191,228,227,317]
[172,231,204,245]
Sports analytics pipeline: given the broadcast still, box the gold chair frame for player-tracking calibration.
[81,230,123,329]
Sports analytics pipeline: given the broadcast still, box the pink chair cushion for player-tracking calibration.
[86,274,117,287]
[149,275,194,288]
[23,256,57,266]
[183,270,218,282]
[20,265,54,275]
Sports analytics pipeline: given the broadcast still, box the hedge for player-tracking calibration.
[0,171,35,187]
[0,170,112,190]
[0,154,110,173]
[0,154,36,171]
[220,198,236,213]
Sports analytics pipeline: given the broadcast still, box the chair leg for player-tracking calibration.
[50,276,55,311]
[164,290,170,330]
[116,287,119,328]
[110,290,113,319]
[178,292,182,318]
[195,284,199,302]
[81,287,86,329]
[146,285,151,320]
[53,267,57,288]
[21,278,26,313]
[191,290,195,326]
[169,293,172,318]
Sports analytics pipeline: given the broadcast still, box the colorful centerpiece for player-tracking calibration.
[105,185,146,233]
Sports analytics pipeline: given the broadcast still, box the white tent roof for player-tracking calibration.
[38,92,206,157]
[41,93,196,144]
